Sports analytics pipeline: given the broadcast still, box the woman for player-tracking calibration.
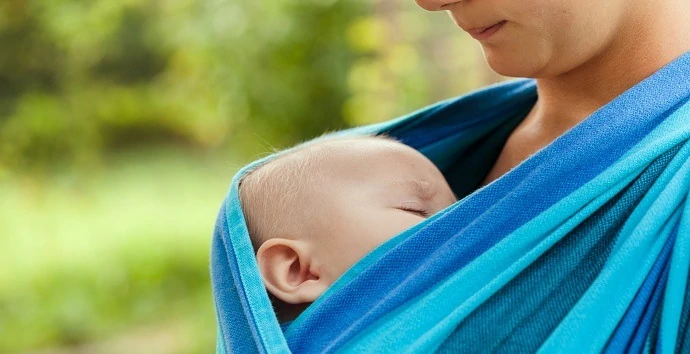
[414,0,690,186]
[211,1,690,352]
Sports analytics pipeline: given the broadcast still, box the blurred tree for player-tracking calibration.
[208,0,368,155]
[0,1,64,118]
[90,6,168,85]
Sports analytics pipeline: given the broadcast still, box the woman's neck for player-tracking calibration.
[531,0,690,130]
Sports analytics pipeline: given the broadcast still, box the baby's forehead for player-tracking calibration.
[295,135,415,162]
[250,135,428,189]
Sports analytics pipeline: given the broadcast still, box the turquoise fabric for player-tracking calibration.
[211,51,690,353]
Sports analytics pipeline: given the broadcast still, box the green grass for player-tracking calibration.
[0,147,242,353]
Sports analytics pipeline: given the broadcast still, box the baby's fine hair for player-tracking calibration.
[238,133,398,250]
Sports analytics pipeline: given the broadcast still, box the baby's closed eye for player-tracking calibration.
[395,201,432,218]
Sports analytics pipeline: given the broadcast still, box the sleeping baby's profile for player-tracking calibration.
[238,136,457,322]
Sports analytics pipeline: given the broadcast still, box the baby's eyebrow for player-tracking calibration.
[389,179,436,200]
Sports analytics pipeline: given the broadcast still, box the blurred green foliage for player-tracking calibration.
[0,0,369,173]
[0,0,496,352]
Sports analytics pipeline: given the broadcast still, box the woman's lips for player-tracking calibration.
[466,20,507,40]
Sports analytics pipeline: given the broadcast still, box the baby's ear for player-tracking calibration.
[256,238,328,304]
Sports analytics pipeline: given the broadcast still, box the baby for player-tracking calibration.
[239,135,457,322]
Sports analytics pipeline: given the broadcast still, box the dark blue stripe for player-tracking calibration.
[610,231,674,353]
[675,263,690,353]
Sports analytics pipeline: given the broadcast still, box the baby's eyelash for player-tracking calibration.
[398,204,431,217]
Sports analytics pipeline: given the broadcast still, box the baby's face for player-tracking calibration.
[303,138,457,283]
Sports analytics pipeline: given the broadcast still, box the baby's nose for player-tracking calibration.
[414,0,463,12]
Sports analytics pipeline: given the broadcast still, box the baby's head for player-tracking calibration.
[239,136,457,321]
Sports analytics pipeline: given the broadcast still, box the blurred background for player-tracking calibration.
[0,0,502,353]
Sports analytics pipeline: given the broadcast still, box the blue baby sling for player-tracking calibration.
[211,52,690,353]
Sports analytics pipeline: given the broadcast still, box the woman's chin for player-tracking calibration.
[485,56,537,78]
[482,47,549,78]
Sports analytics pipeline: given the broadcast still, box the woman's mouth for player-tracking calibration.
[466,20,507,40]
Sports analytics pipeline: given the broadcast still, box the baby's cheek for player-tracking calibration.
[365,211,423,246]
[323,209,424,279]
